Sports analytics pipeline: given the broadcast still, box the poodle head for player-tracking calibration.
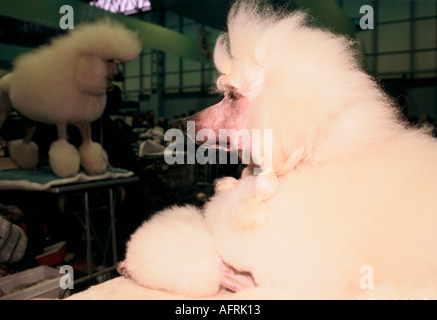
[61,18,141,94]
[69,17,142,63]
[186,0,373,174]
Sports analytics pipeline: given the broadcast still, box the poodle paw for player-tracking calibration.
[8,139,39,169]
[124,205,221,297]
[49,140,80,178]
[79,142,108,175]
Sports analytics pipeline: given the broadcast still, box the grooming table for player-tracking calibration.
[0,164,138,287]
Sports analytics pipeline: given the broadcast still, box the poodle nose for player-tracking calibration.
[182,113,199,133]
[112,71,125,82]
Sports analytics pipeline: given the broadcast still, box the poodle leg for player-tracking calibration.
[8,121,39,169]
[124,205,222,297]
[49,122,80,177]
[77,123,108,175]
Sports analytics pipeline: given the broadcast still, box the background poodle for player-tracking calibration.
[71,0,437,300]
[0,18,141,178]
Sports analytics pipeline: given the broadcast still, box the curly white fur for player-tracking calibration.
[124,206,221,297]
[0,18,141,177]
[114,0,437,300]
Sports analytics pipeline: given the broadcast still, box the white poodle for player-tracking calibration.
[0,19,141,178]
[73,0,437,300]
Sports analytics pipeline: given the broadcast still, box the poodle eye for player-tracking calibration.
[226,89,240,100]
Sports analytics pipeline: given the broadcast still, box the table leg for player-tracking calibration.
[84,191,93,277]
[109,187,118,265]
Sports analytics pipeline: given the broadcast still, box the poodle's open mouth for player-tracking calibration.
[190,132,239,152]
[182,118,239,151]
[192,136,235,152]
[179,118,272,169]
[201,135,235,151]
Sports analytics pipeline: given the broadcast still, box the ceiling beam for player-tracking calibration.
[0,0,203,62]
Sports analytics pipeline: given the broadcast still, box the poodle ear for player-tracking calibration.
[75,55,107,95]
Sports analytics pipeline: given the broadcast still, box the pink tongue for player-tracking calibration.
[218,258,256,292]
